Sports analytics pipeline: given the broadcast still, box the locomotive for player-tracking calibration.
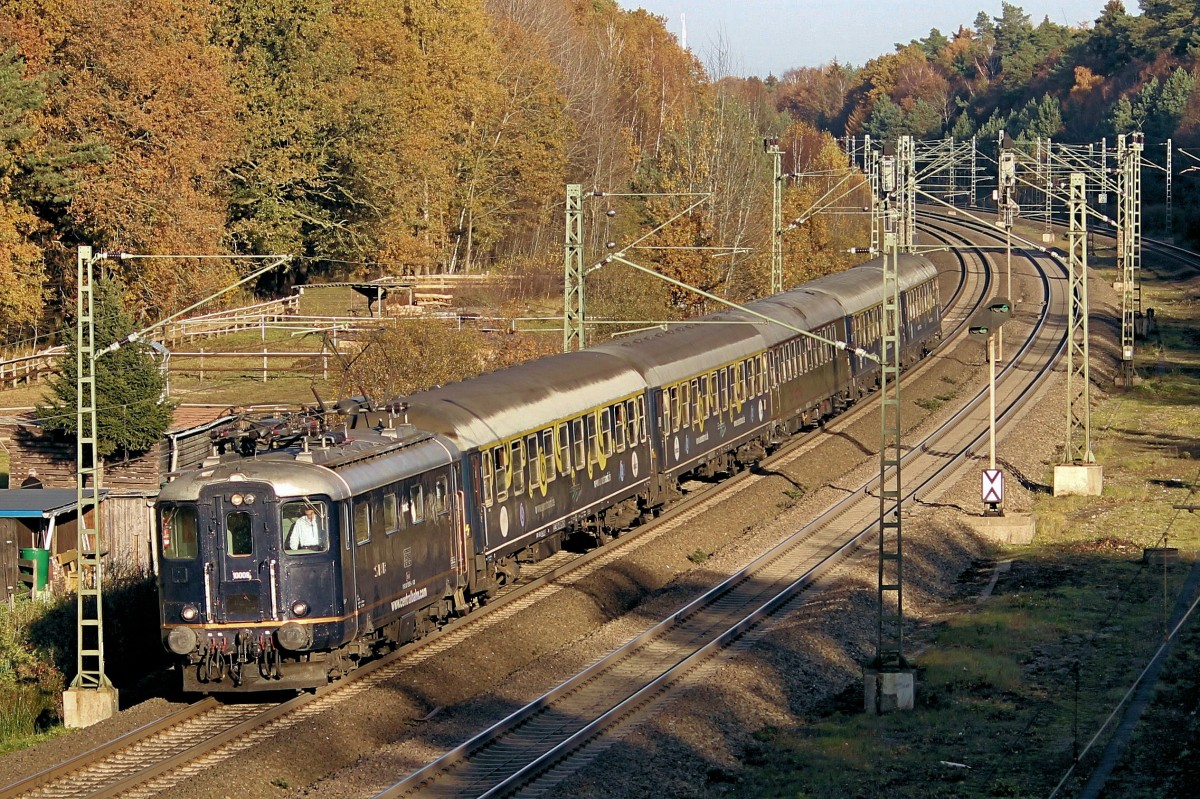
[156,254,941,692]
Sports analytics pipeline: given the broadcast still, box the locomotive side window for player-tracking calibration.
[161,506,198,559]
[433,478,449,515]
[383,492,400,534]
[410,484,425,524]
[226,511,252,556]
[283,501,328,553]
[354,499,370,545]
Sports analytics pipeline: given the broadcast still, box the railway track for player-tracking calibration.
[369,217,1066,797]
[0,219,1005,799]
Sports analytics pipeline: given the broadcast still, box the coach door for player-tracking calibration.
[203,485,277,624]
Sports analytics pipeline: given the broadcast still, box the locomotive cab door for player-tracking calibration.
[201,484,279,624]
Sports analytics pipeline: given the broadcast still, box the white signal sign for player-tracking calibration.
[982,469,1004,505]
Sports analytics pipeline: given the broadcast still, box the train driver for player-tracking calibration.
[286,504,326,552]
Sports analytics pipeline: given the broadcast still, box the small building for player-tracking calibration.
[0,488,104,600]
[1,406,239,592]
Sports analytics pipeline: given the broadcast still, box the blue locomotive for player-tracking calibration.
[156,254,941,692]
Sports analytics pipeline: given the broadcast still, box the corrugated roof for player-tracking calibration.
[0,488,106,518]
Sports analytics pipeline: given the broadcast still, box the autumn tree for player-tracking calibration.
[42,0,242,320]
[37,277,172,457]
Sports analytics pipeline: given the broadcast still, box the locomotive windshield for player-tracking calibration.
[282,500,329,554]
[160,505,198,559]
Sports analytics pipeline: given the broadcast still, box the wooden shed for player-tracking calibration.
[1,406,237,582]
[0,488,103,600]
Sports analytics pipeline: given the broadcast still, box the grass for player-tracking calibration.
[736,243,1200,797]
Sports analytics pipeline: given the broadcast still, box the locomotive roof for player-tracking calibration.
[396,350,645,450]
[157,427,457,502]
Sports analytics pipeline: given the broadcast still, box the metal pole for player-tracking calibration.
[875,138,906,689]
[989,333,997,471]
[69,246,116,720]
[563,184,584,352]
[1066,172,1094,463]
[1166,139,1173,239]
[770,142,784,294]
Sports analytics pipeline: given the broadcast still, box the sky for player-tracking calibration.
[617,1,1123,77]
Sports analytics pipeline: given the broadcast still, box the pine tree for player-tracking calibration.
[36,277,173,458]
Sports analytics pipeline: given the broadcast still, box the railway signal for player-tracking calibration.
[969,297,1011,515]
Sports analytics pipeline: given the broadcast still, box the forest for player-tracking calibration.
[1,0,1197,353]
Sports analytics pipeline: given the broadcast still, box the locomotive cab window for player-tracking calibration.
[283,501,329,553]
[160,505,198,560]
[227,510,253,556]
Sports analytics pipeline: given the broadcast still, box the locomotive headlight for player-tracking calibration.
[230,494,244,506]
[180,604,200,621]
[276,622,312,652]
[167,626,198,655]
[290,600,310,617]
[243,493,256,505]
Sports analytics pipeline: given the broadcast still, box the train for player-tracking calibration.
[155,253,941,692]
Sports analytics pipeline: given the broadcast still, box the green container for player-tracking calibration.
[19,548,49,591]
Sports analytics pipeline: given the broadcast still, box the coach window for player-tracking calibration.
[512,439,527,495]
[541,429,557,483]
[161,506,198,559]
[626,400,638,444]
[226,511,253,556]
[636,395,648,442]
[409,483,425,524]
[668,385,680,432]
[691,378,703,424]
[573,417,586,469]
[495,446,510,501]
[718,368,728,412]
[586,413,599,466]
[481,453,495,507]
[383,492,401,534]
[353,499,370,545]
[679,381,691,428]
[599,408,613,455]
[734,362,745,405]
[528,434,543,489]
[555,423,571,474]
[767,352,777,390]
[613,403,627,452]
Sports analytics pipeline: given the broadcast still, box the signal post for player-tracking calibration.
[966,297,1037,544]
